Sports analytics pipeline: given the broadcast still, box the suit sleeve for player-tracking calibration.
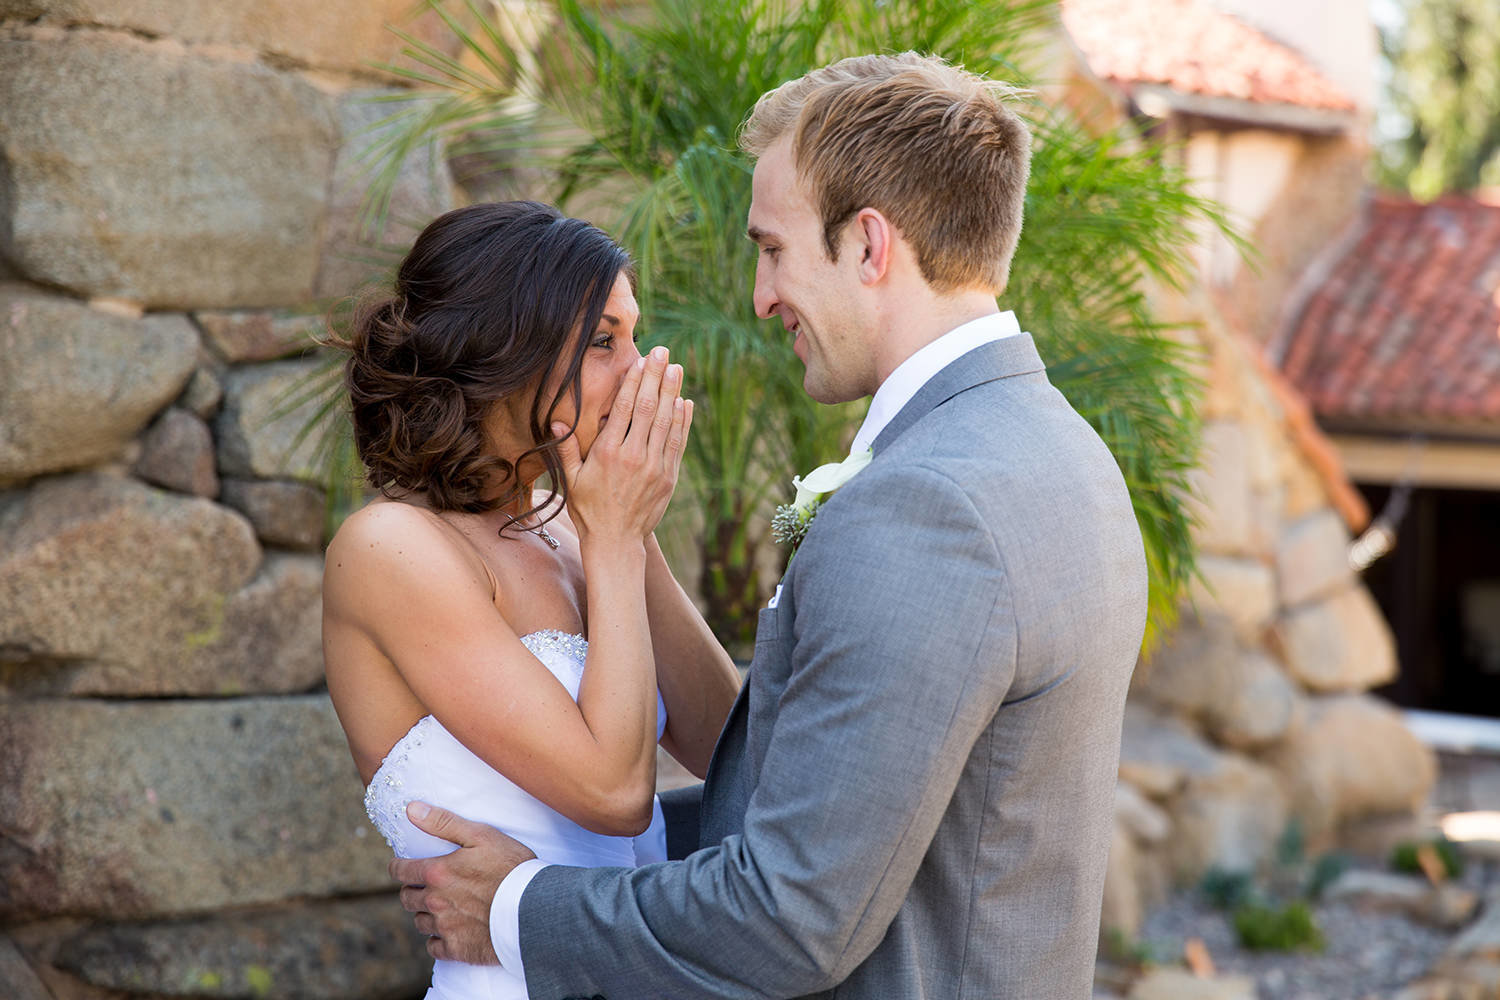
[517,461,1017,998]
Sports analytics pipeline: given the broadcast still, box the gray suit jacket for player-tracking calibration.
[518,334,1148,999]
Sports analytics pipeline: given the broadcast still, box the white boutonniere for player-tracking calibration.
[771,446,873,548]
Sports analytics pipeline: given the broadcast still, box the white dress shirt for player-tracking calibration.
[489,309,1026,973]
[851,310,1022,455]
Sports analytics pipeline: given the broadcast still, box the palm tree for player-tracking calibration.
[351,0,1235,648]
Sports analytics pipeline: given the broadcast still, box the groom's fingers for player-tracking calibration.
[390,854,431,889]
[405,800,490,848]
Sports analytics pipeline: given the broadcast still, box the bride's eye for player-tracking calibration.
[592,333,613,349]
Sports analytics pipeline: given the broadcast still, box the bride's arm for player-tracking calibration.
[328,505,658,837]
[644,534,741,778]
[330,355,689,838]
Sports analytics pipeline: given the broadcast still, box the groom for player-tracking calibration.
[393,52,1147,998]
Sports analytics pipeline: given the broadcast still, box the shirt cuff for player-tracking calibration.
[490,858,550,974]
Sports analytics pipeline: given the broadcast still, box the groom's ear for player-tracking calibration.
[851,207,892,286]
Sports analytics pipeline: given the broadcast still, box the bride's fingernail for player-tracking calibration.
[408,801,430,821]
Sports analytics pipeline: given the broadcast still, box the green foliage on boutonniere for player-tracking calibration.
[771,447,871,549]
[771,498,822,548]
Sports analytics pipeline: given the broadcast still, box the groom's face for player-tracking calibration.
[748,137,875,404]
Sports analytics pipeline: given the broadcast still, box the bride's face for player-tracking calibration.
[550,271,643,459]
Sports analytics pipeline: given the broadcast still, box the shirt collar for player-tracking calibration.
[850,311,1023,455]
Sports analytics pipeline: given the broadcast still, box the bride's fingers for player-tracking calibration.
[664,397,688,478]
[646,363,682,454]
[551,423,582,487]
[670,398,693,480]
[600,355,645,449]
[624,347,668,453]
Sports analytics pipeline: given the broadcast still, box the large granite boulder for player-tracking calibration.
[1265,693,1437,842]
[132,407,220,498]
[0,935,49,1000]
[1275,508,1354,607]
[0,286,198,483]
[1185,421,1269,557]
[0,475,323,696]
[220,478,328,551]
[1132,617,1303,750]
[1272,584,1397,693]
[0,0,444,77]
[1117,701,1225,799]
[196,309,324,364]
[55,895,431,999]
[1118,703,1288,879]
[216,359,333,483]
[1169,752,1288,880]
[1187,554,1277,640]
[316,89,457,299]
[0,29,338,308]
[0,696,389,920]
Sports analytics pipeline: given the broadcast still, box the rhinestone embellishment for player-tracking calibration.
[519,629,588,663]
[362,631,589,855]
[364,716,437,857]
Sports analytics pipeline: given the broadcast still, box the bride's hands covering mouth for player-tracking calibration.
[555,345,692,547]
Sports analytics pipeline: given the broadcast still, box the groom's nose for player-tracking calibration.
[752,261,778,320]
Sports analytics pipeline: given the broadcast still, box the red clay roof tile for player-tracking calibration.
[1061,0,1357,112]
[1280,194,1500,428]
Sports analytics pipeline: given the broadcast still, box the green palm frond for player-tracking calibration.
[320,0,1243,646]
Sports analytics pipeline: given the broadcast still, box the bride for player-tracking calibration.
[322,201,741,999]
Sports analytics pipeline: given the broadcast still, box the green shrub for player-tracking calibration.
[1275,818,1306,866]
[1232,901,1325,952]
[1390,838,1465,879]
[1305,852,1352,900]
[1101,927,1154,968]
[1198,867,1255,911]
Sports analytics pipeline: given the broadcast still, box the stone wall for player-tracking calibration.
[0,2,1443,993]
[1053,33,1439,940]
[1101,307,1438,938]
[0,3,454,995]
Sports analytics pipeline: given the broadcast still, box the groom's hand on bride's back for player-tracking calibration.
[390,801,537,964]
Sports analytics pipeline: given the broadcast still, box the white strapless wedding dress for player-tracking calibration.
[365,629,668,1000]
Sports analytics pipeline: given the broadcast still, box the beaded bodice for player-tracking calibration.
[361,629,667,998]
[363,629,666,861]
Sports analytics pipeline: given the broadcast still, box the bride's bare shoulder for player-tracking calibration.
[329,498,443,552]
[324,500,476,597]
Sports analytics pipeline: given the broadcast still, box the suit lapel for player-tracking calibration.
[699,334,1047,848]
[872,333,1046,454]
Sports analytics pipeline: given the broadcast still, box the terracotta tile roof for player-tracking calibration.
[1280,194,1500,428]
[1060,0,1356,112]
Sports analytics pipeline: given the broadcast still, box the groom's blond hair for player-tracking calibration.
[739,52,1032,295]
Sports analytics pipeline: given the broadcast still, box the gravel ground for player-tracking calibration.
[1122,857,1500,1000]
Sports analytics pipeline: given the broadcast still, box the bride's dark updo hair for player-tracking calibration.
[338,201,631,519]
